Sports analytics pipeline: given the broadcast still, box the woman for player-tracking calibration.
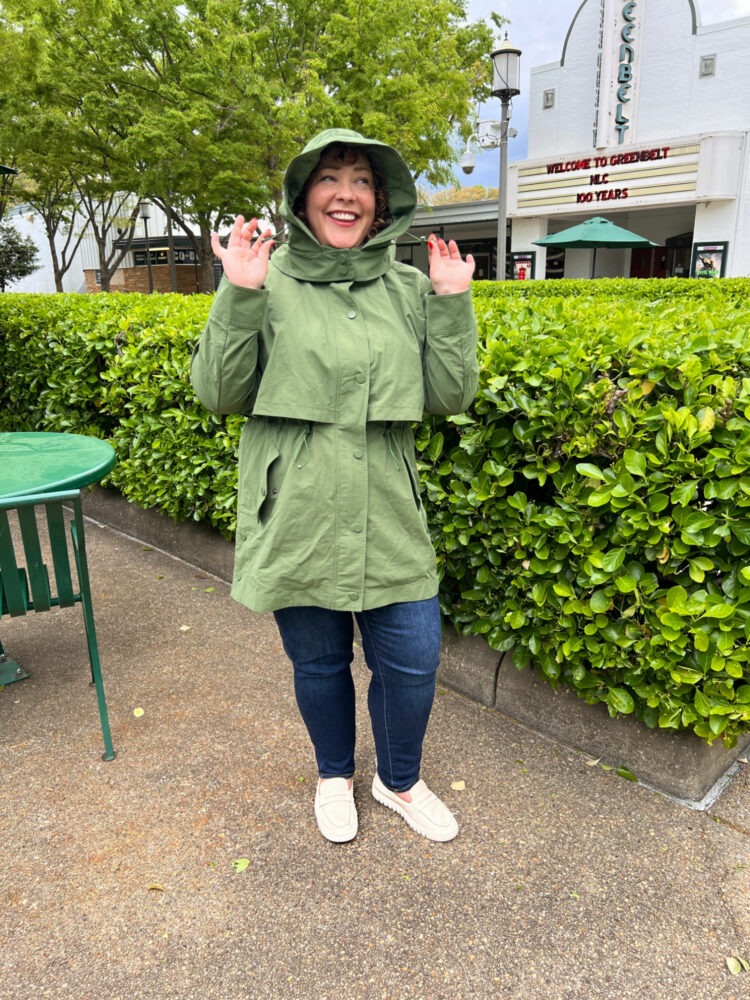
[191,128,478,843]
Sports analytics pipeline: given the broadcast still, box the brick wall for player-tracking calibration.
[84,266,211,295]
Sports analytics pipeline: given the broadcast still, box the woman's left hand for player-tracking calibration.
[427,234,475,295]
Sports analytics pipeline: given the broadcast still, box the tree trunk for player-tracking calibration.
[98,239,113,292]
[44,223,65,292]
[199,220,215,293]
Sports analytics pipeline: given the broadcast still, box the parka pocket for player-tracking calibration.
[256,445,282,525]
[402,450,423,511]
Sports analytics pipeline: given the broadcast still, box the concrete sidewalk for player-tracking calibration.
[1,519,748,1000]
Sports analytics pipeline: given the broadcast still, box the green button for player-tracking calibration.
[356,373,366,384]
[353,449,364,459]
[347,310,357,319]
[349,591,359,601]
[352,523,363,533]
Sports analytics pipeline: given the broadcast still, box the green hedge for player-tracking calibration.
[0,292,240,533]
[2,278,750,746]
[420,278,750,747]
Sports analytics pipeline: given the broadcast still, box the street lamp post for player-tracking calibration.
[490,35,521,281]
[139,200,154,294]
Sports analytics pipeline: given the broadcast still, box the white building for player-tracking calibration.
[4,205,87,294]
[406,0,750,280]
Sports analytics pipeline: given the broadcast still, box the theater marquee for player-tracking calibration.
[510,141,701,217]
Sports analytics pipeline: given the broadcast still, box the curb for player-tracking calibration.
[82,486,750,806]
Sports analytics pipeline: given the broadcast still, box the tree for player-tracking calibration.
[421,185,500,206]
[12,117,91,292]
[0,222,41,291]
[2,0,499,291]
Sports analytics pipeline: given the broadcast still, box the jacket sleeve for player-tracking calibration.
[422,288,479,416]
[190,277,269,415]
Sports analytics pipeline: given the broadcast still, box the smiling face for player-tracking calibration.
[302,149,376,249]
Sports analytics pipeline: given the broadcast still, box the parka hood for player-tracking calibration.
[272,128,418,283]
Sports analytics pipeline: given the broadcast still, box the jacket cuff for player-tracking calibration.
[211,276,269,330]
[424,288,475,333]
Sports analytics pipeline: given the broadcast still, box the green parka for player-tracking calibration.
[191,128,478,613]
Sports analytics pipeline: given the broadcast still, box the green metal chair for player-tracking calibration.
[0,490,115,760]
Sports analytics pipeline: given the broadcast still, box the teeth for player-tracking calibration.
[330,212,357,221]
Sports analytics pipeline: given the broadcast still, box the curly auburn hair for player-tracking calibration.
[293,143,391,243]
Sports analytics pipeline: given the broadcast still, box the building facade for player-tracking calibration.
[405,0,750,280]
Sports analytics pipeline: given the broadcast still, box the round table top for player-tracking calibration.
[0,432,116,499]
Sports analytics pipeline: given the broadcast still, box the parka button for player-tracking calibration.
[349,591,359,600]
[352,523,363,533]
[353,448,363,459]
[347,310,357,319]
[356,373,366,384]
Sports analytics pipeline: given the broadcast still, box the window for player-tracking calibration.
[699,54,716,78]
[543,89,555,109]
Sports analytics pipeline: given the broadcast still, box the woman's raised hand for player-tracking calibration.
[427,234,475,296]
[211,215,274,290]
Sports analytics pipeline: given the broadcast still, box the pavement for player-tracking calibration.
[1,517,749,1000]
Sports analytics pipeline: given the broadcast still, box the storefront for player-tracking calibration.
[404,0,750,279]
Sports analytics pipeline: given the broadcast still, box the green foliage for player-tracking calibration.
[414,277,750,748]
[0,291,239,537]
[0,222,40,292]
[2,276,750,746]
[2,0,496,286]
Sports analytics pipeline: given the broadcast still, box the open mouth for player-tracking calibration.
[328,212,359,225]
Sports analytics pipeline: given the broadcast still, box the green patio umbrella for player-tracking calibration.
[0,164,18,175]
[533,215,658,278]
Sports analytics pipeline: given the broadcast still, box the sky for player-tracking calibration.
[451,0,750,190]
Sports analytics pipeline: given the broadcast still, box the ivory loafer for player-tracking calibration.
[371,773,458,842]
[314,777,358,842]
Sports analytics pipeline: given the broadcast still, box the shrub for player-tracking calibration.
[2,278,749,744]
[416,278,750,746]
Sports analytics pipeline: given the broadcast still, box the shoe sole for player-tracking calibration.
[371,779,458,842]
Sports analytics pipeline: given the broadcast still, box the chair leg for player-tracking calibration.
[71,511,116,762]
[80,594,116,761]
[0,636,30,686]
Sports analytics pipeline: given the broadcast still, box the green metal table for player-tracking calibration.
[0,432,115,499]
[0,432,115,685]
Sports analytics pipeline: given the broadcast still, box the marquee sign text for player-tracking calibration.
[546,146,671,174]
[616,1,637,143]
[543,146,672,204]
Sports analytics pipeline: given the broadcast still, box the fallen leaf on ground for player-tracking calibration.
[179,625,191,632]
[616,766,639,782]
[451,780,466,791]
[231,859,250,873]
[585,758,601,766]
[133,707,144,718]
[147,883,166,892]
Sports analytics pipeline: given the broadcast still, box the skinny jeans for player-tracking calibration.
[273,597,441,792]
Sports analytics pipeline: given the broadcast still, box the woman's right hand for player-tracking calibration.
[211,215,274,290]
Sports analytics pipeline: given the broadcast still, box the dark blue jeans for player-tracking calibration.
[273,597,441,792]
